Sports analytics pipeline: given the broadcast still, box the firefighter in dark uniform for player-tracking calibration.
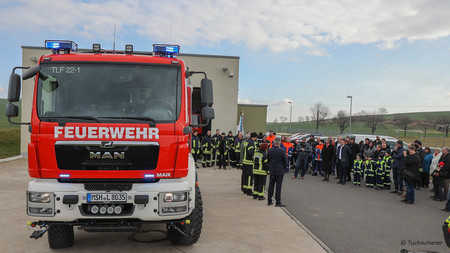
[384,151,392,190]
[201,130,213,167]
[443,216,450,248]
[374,152,386,190]
[256,132,264,149]
[242,132,257,196]
[217,132,228,169]
[234,132,243,168]
[253,143,269,200]
[225,131,235,167]
[352,153,363,186]
[191,130,201,168]
[365,157,375,187]
[212,129,221,166]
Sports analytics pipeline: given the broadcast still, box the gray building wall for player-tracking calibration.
[20,46,239,156]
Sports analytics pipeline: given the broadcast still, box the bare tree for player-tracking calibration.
[419,122,431,137]
[364,108,387,134]
[333,110,349,134]
[310,103,329,131]
[305,116,310,122]
[280,116,287,123]
[437,116,450,137]
[394,115,412,137]
[274,118,278,124]
[298,115,304,123]
[354,110,367,117]
[420,115,435,137]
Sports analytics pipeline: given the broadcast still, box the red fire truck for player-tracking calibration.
[6,40,214,248]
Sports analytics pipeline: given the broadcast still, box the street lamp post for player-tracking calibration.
[288,101,293,134]
[347,96,352,135]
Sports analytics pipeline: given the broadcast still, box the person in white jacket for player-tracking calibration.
[431,148,443,193]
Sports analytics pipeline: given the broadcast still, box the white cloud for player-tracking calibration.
[267,98,294,122]
[444,92,450,97]
[238,98,251,104]
[1,0,450,54]
[305,49,331,57]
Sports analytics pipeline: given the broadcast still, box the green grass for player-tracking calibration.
[0,98,21,130]
[0,99,22,158]
[384,111,450,121]
[268,111,450,137]
[0,129,20,158]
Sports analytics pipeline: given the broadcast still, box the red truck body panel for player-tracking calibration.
[29,53,190,180]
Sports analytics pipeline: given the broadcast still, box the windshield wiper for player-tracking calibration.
[42,116,101,123]
[99,116,157,126]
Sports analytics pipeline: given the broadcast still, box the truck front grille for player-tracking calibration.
[55,141,159,171]
[84,183,133,191]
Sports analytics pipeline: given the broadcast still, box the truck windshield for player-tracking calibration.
[36,63,181,123]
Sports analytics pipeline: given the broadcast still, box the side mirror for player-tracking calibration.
[191,114,199,125]
[201,78,213,106]
[8,73,21,102]
[23,65,41,80]
[202,107,215,120]
[5,104,19,118]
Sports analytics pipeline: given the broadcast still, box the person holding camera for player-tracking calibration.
[401,146,421,204]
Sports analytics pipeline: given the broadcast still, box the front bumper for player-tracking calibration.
[27,156,196,222]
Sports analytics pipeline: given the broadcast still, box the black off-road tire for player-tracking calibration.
[167,186,203,245]
[48,225,74,249]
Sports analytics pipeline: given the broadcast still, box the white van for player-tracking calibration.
[349,134,398,149]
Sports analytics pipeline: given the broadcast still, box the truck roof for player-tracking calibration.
[39,52,182,65]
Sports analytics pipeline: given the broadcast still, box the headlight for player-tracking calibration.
[163,192,187,202]
[29,192,52,203]
[162,206,187,213]
[29,207,53,215]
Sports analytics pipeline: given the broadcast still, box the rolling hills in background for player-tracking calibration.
[267,110,450,146]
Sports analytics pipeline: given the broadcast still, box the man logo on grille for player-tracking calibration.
[101,141,114,148]
[90,151,125,159]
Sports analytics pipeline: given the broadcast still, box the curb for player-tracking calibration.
[281,206,335,253]
[0,155,23,164]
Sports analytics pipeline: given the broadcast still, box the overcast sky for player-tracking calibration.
[1,0,450,122]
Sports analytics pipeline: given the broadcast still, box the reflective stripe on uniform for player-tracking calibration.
[242,142,254,165]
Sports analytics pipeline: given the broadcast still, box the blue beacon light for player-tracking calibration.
[45,40,78,54]
[153,44,180,58]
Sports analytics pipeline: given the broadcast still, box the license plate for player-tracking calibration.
[87,193,127,203]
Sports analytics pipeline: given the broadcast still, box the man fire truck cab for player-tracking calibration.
[6,40,215,248]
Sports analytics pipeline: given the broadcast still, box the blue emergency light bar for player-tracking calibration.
[45,40,78,53]
[153,44,180,58]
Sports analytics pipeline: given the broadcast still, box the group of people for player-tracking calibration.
[291,134,450,206]
[190,129,241,169]
[191,129,450,208]
[191,129,289,206]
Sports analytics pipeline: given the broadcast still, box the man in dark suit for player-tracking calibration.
[337,139,352,185]
[267,137,288,207]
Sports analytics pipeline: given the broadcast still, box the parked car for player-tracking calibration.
[349,134,398,149]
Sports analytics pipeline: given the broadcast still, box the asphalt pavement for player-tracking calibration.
[0,158,326,253]
[282,169,449,253]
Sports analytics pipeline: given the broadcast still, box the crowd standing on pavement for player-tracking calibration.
[191,129,288,206]
[191,129,450,209]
